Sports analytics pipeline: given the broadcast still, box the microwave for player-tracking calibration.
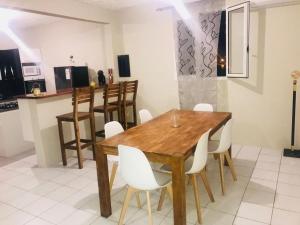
[22,63,41,77]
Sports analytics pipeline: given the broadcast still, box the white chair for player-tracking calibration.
[118,145,172,225]
[158,129,214,224]
[193,103,214,112]
[208,119,237,195]
[139,109,153,124]
[104,121,123,191]
[105,121,142,208]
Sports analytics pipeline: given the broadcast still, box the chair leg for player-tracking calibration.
[135,193,142,209]
[74,121,83,169]
[104,111,109,123]
[57,119,67,166]
[199,170,215,202]
[123,106,128,130]
[109,111,113,121]
[89,116,96,161]
[157,187,167,211]
[213,154,218,160]
[191,174,202,224]
[109,162,118,191]
[146,191,153,225]
[218,153,225,195]
[118,186,134,225]
[133,103,137,126]
[166,184,173,201]
[224,151,237,181]
[157,184,172,211]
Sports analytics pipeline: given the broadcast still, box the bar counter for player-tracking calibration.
[17,87,104,167]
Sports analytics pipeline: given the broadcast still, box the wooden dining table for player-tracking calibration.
[95,110,232,225]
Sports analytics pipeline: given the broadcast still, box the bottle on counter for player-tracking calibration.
[97,70,106,86]
[108,68,113,84]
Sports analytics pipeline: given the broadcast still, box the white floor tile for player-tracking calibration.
[202,208,235,225]
[257,154,281,164]
[255,161,280,172]
[29,181,60,196]
[274,194,300,213]
[62,191,95,208]
[281,157,300,166]
[251,168,278,182]
[248,178,277,193]
[0,169,22,182]
[0,202,18,219]
[126,209,166,225]
[89,217,118,225]
[237,202,272,224]
[39,203,76,224]
[271,208,300,225]
[280,163,300,176]
[58,209,97,225]
[66,176,93,190]
[24,218,54,225]
[243,188,275,208]
[278,173,300,186]
[8,192,40,209]
[50,173,79,185]
[277,182,300,198]
[23,197,58,216]
[234,217,268,225]
[0,210,34,225]
[0,186,26,204]
[46,186,78,202]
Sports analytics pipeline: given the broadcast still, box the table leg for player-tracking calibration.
[171,157,186,225]
[96,146,112,217]
[224,145,232,166]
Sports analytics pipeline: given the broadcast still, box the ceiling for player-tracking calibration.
[74,0,300,10]
[0,8,63,30]
[74,0,152,10]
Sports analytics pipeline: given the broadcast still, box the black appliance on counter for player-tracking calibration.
[54,66,90,90]
[24,79,47,94]
[0,49,25,100]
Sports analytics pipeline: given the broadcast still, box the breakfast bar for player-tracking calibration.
[17,88,103,167]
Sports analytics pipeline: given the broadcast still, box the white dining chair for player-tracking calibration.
[105,121,142,208]
[193,103,214,112]
[158,129,214,224]
[139,109,153,124]
[208,119,237,195]
[104,121,123,190]
[118,145,172,225]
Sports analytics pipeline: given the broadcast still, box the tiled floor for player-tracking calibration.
[0,145,300,225]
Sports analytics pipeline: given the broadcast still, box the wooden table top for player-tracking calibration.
[98,110,231,158]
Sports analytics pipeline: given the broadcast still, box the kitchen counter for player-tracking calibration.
[17,86,103,99]
[17,87,104,167]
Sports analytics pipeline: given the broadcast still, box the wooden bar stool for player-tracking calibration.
[94,83,122,137]
[57,86,96,169]
[121,80,138,129]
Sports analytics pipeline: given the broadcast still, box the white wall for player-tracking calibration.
[220,2,300,149]
[116,2,300,150]
[117,4,180,116]
[18,20,106,92]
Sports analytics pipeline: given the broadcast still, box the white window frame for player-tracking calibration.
[226,2,250,78]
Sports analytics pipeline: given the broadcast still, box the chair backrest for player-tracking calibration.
[118,145,161,190]
[103,83,122,107]
[122,80,138,104]
[139,109,153,124]
[186,129,211,174]
[193,103,213,112]
[72,86,95,117]
[215,119,232,153]
[104,121,124,138]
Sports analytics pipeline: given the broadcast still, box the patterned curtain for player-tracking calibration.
[174,2,223,110]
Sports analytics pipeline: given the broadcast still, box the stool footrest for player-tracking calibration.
[64,139,93,150]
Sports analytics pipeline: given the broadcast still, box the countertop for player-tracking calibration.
[17,86,103,99]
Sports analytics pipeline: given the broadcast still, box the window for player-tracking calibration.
[226,2,250,78]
